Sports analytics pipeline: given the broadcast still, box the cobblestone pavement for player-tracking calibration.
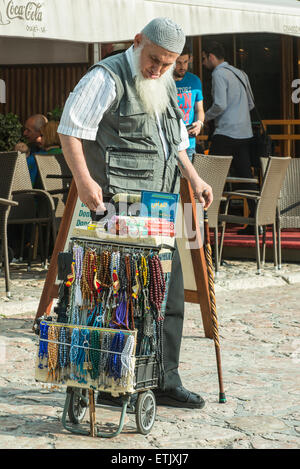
[0,259,299,450]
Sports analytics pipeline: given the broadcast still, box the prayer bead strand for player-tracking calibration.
[47,325,59,381]
[38,321,49,369]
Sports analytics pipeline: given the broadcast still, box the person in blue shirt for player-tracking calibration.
[23,114,48,186]
[174,45,205,160]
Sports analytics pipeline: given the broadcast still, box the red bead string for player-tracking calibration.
[87,250,97,305]
[149,255,166,318]
[125,255,135,330]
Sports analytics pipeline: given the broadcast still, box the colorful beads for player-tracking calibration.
[38,323,136,388]
[40,241,173,390]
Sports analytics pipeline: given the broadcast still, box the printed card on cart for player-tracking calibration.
[140,191,179,224]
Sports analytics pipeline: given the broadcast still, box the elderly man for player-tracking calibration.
[58,18,212,409]
[24,114,48,148]
[23,113,48,185]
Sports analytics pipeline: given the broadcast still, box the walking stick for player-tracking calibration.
[203,208,226,403]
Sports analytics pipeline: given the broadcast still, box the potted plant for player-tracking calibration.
[0,113,23,151]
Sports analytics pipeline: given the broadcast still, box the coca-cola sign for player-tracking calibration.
[0,0,44,25]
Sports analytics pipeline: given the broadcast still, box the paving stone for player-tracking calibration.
[225,416,288,434]
[1,259,300,449]
[251,434,300,449]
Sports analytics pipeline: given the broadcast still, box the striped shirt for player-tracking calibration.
[58,46,189,157]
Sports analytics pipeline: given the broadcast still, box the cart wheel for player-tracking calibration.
[135,390,156,435]
[67,387,88,424]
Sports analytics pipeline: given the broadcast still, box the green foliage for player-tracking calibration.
[47,106,63,122]
[0,113,23,151]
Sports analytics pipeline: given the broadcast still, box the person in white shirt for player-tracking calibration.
[203,41,258,234]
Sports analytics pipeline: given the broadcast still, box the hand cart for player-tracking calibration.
[35,230,174,438]
[62,354,158,437]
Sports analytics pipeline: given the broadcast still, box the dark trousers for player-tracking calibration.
[209,134,256,216]
[161,244,185,390]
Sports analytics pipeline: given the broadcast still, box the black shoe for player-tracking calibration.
[153,386,205,409]
[237,225,263,236]
[97,392,137,412]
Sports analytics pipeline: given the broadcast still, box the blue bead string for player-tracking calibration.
[93,303,104,328]
[76,329,90,384]
[59,327,69,379]
[69,328,79,380]
[38,321,49,369]
[87,305,97,326]
[107,331,125,381]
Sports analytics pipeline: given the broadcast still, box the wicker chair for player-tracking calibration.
[0,152,19,297]
[193,154,233,274]
[258,156,299,268]
[274,157,300,268]
[34,153,72,234]
[277,157,300,226]
[7,152,56,270]
[219,156,291,273]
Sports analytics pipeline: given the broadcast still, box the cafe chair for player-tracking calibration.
[277,158,300,266]
[219,156,291,273]
[5,151,56,270]
[0,152,19,297]
[34,153,72,235]
[260,156,299,269]
[193,153,233,275]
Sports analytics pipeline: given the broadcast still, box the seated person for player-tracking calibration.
[14,141,38,186]
[38,121,62,154]
[14,141,30,157]
[23,114,48,186]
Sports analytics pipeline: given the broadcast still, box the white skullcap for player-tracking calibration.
[141,17,185,55]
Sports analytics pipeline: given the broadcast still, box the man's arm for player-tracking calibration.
[244,73,255,111]
[57,65,116,212]
[204,72,228,122]
[59,134,106,212]
[188,100,205,137]
[177,149,213,208]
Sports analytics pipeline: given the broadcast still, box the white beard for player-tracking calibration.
[133,46,175,116]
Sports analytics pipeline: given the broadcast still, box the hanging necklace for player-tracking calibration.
[73,245,84,307]
[125,254,134,330]
[58,326,69,380]
[47,325,59,381]
[99,331,111,386]
[38,321,49,369]
[99,250,112,289]
[76,329,90,384]
[69,327,80,380]
[89,329,101,381]
[149,254,166,316]
[81,249,97,305]
[108,331,125,381]
[120,334,135,387]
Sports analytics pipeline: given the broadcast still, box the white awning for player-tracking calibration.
[0,0,299,43]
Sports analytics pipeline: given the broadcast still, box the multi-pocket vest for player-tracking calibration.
[82,52,183,198]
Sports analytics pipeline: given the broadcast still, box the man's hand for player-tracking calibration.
[59,134,107,213]
[192,182,213,209]
[76,175,106,212]
[188,120,203,137]
[178,149,213,210]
